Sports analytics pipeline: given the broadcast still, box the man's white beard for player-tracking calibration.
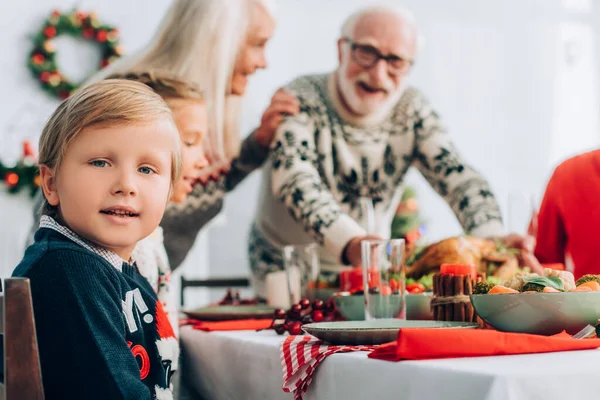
[337,63,404,118]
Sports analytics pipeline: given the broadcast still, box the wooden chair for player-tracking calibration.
[0,278,44,400]
[180,276,250,307]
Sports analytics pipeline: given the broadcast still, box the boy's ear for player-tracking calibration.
[39,164,60,206]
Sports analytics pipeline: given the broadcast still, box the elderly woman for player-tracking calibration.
[28,0,299,270]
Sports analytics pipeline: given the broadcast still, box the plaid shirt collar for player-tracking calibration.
[39,215,132,272]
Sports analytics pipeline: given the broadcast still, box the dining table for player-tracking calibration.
[180,325,600,400]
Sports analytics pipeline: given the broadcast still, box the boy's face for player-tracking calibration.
[41,121,177,260]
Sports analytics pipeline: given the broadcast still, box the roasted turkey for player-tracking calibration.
[406,236,519,280]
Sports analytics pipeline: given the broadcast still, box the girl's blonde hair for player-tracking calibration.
[106,71,204,107]
[38,79,182,217]
[94,0,276,162]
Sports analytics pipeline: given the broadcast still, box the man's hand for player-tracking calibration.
[498,233,544,274]
[343,234,384,267]
[254,89,300,148]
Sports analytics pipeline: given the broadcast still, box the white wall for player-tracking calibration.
[1,1,599,295]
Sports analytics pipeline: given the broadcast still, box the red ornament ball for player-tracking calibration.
[5,173,19,187]
[32,54,45,65]
[44,26,57,38]
[83,28,94,39]
[40,71,51,83]
[96,30,108,42]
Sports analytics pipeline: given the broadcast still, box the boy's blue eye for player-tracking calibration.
[138,166,154,175]
[90,160,107,167]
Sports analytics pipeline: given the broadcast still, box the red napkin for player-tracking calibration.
[368,328,600,361]
[181,318,273,332]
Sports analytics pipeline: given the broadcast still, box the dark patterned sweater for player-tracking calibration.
[160,130,270,269]
[13,228,178,400]
[249,73,504,295]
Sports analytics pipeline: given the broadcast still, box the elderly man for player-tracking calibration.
[248,5,536,296]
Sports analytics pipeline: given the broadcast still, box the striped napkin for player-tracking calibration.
[280,335,376,399]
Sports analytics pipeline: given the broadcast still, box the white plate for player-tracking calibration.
[302,320,479,345]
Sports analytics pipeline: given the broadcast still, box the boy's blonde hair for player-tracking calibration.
[38,79,182,217]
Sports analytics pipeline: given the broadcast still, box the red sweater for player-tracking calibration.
[535,150,600,279]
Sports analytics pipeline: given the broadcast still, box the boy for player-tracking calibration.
[13,79,182,399]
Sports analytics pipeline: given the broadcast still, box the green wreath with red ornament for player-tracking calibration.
[28,9,124,99]
[0,141,40,197]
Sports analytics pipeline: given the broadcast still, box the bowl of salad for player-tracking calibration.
[470,270,600,335]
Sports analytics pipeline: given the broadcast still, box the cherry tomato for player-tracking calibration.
[406,283,425,294]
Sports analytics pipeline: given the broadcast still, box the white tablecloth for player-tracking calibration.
[180,326,600,400]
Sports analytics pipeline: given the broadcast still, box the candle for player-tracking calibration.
[265,267,301,309]
[440,263,477,278]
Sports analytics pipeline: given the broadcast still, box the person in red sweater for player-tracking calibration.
[534,149,600,279]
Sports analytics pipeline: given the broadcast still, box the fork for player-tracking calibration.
[572,322,599,339]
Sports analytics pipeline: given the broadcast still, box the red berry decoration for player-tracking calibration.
[325,300,335,313]
[311,310,324,322]
[299,298,310,309]
[270,297,341,335]
[291,304,302,314]
[288,321,303,335]
[274,324,286,335]
[312,300,324,310]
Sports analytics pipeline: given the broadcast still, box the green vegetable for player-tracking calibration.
[575,274,600,287]
[405,273,435,289]
[473,281,495,294]
[486,276,503,286]
[522,276,565,291]
[521,282,545,292]
[418,273,434,289]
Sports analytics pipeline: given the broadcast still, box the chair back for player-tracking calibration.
[0,278,44,400]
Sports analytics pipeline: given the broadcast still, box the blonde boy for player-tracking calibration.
[13,80,182,400]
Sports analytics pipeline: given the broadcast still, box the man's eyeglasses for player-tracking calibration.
[342,38,413,75]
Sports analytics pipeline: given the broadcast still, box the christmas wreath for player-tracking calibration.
[28,9,124,99]
[0,141,40,197]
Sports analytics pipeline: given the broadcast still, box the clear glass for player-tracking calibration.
[283,243,320,305]
[507,192,538,234]
[361,239,406,320]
